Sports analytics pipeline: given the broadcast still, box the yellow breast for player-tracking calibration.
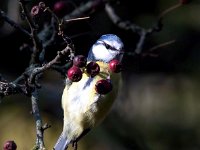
[62,61,121,132]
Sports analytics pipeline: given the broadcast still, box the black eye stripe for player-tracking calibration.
[98,40,118,51]
[104,43,112,49]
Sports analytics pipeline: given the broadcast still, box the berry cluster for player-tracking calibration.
[67,55,122,94]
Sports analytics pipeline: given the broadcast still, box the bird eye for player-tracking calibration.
[104,43,112,49]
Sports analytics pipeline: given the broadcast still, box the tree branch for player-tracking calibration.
[105,3,163,55]
[19,0,44,64]
[29,44,74,85]
[31,89,45,149]
[63,0,105,20]
[0,9,31,37]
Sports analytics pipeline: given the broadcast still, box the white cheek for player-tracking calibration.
[92,45,113,62]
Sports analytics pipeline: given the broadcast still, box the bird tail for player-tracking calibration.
[53,132,70,150]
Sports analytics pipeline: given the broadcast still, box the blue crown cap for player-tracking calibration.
[99,34,123,45]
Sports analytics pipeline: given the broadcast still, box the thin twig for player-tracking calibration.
[38,19,57,62]
[18,1,47,149]
[105,3,176,56]
[149,40,176,52]
[65,16,90,22]
[135,30,146,54]
[63,0,105,21]
[105,3,143,33]
[158,3,181,20]
[0,9,31,37]
[19,0,44,64]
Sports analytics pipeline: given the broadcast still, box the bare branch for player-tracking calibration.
[135,30,146,54]
[0,9,31,37]
[19,0,44,64]
[0,76,33,98]
[29,44,74,84]
[31,89,45,149]
[105,3,143,33]
[105,3,166,55]
[0,81,19,97]
[148,40,176,52]
[158,3,181,20]
[63,0,105,20]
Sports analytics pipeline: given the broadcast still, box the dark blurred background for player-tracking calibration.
[1,0,200,150]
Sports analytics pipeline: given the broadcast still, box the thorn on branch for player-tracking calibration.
[148,40,176,52]
[65,16,90,23]
[158,3,182,20]
[63,1,105,20]
[140,40,176,59]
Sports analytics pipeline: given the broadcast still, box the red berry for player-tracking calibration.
[180,0,189,4]
[3,140,17,150]
[73,55,87,68]
[95,79,112,95]
[67,66,82,82]
[53,1,73,17]
[109,59,122,73]
[86,62,100,77]
[31,5,40,17]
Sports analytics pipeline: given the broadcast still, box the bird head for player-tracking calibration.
[87,34,124,63]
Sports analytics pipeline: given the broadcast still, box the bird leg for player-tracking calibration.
[72,141,78,150]
[71,128,91,150]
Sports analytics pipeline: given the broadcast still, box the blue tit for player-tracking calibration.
[54,34,124,150]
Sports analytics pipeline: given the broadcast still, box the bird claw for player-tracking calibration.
[72,141,78,150]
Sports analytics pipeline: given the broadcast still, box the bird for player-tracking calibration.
[54,34,124,150]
